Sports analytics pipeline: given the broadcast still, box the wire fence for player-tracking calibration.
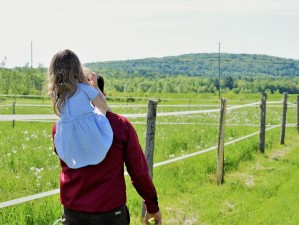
[0,97,297,210]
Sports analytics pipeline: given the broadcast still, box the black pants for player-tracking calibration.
[62,205,130,225]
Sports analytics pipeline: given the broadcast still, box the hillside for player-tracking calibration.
[1,53,299,95]
[85,53,299,78]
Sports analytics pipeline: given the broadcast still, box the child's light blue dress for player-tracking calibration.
[54,83,113,169]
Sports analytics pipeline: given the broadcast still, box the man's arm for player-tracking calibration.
[123,120,161,218]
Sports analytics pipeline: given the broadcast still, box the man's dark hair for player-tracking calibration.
[97,76,104,93]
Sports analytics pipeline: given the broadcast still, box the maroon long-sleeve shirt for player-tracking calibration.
[52,111,159,213]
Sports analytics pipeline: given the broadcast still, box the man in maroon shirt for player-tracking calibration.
[52,110,162,225]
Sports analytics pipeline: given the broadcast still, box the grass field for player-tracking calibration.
[0,93,298,224]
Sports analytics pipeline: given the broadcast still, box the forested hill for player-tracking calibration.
[85,53,299,78]
[1,53,299,95]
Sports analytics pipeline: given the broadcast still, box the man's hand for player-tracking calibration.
[144,210,162,225]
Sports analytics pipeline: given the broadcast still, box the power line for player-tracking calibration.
[31,41,33,68]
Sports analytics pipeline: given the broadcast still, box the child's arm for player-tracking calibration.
[89,72,112,113]
[88,72,99,89]
[106,105,112,113]
[92,92,108,115]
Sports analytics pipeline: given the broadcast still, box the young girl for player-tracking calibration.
[47,49,113,169]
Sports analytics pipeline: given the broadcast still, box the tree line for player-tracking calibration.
[86,53,299,77]
[0,67,46,95]
[104,75,299,94]
[0,53,298,96]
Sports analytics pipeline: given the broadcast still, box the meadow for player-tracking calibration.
[0,93,298,224]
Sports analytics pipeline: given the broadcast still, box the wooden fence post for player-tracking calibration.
[259,93,267,153]
[216,98,227,185]
[297,95,299,131]
[12,101,16,128]
[141,99,158,218]
[280,92,288,144]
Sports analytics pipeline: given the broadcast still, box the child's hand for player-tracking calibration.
[89,72,98,88]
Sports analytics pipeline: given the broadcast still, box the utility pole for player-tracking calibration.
[218,42,221,98]
[31,41,33,68]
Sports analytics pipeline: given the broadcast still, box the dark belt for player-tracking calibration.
[63,205,125,220]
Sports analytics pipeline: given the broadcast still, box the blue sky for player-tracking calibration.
[1,0,298,68]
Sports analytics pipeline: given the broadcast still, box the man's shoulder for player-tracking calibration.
[106,112,135,135]
[106,112,130,124]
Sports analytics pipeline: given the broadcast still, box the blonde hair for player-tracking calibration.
[47,49,88,115]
